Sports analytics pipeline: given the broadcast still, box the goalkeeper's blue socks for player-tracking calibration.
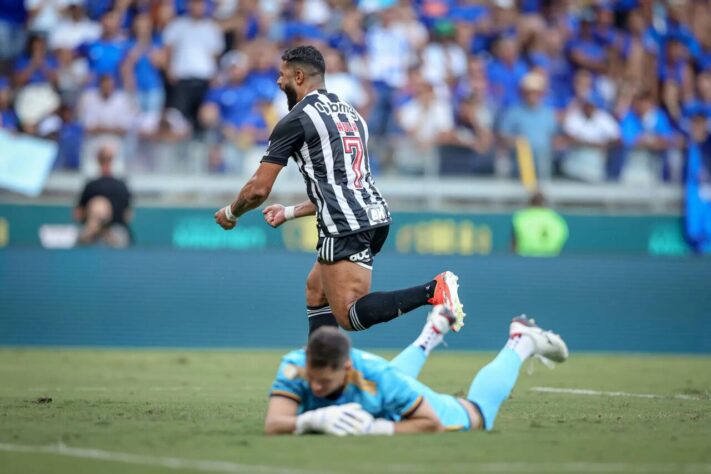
[390,344,428,379]
[467,336,534,430]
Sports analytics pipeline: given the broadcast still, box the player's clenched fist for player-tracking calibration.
[214,205,237,230]
[262,204,287,228]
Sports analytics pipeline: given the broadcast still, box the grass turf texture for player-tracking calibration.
[0,349,709,474]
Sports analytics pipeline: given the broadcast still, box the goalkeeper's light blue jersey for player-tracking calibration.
[269,348,471,430]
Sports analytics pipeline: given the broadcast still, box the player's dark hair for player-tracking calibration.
[306,327,350,369]
[281,45,326,77]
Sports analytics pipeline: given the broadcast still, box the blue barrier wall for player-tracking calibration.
[1,249,710,352]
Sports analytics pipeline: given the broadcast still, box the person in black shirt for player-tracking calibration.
[214,45,465,336]
[74,144,132,247]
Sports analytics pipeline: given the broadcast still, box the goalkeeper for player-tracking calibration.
[264,306,568,435]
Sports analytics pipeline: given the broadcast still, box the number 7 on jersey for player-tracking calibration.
[342,136,365,189]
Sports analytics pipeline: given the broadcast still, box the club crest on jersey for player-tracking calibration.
[315,101,359,121]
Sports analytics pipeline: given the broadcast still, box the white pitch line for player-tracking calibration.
[369,461,711,473]
[0,442,315,474]
[530,386,705,401]
[18,387,206,392]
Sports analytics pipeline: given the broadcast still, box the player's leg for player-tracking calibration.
[465,315,568,431]
[321,227,465,331]
[319,227,464,331]
[390,305,458,379]
[305,262,338,336]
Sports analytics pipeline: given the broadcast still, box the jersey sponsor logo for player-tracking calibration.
[349,248,372,263]
[366,204,388,224]
[314,101,359,121]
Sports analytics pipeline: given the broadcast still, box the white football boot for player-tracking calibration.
[428,304,459,335]
[509,315,569,364]
[415,305,460,353]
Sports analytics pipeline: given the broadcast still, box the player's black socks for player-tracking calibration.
[348,281,437,331]
[307,305,338,336]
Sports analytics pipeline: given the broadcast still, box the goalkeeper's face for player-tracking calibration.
[306,360,351,398]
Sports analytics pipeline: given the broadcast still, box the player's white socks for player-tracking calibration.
[414,322,445,356]
[505,335,536,362]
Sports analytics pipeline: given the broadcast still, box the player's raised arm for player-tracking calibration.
[214,162,283,230]
[262,200,316,228]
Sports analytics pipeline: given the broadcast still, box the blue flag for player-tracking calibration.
[685,142,711,253]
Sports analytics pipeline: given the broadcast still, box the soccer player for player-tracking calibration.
[264,306,569,435]
[214,45,464,335]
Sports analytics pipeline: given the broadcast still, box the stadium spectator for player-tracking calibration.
[54,41,89,106]
[498,71,558,181]
[619,90,676,183]
[395,78,455,175]
[163,0,224,129]
[512,191,569,257]
[13,77,60,134]
[619,8,657,93]
[74,143,132,247]
[365,6,416,138]
[135,107,192,172]
[13,34,58,86]
[199,50,265,174]
[48,0,100,51]
[25,0,65,36]
[562,93,620,183]
[77,73,136,175]
[244,41,280,104]
[658,35,694,102]
[327,8,366,60]
[441,99,494,176]
[421,19,467,89]
[683,71,711,127]
[121,13,167,114]
[526,28,573,110]
[264,310,568,435]
[324,49,369,116]
[53,103,83,170]
[486,34,528,109]
[566,9,608,76]
[78,9,129,83]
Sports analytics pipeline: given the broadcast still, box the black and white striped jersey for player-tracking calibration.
[261,89,391,237]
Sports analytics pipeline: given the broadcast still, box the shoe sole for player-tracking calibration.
[442,271,465,332]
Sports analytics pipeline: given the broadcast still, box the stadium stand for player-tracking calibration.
[0,0,709,214]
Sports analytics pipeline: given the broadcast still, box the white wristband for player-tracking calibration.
[223,205,237,223]
[367,419,395,436]
[284,206,296,221]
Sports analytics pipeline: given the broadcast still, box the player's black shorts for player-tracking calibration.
[316,225,390,269]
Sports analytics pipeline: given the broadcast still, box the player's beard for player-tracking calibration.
[283,83,298,110]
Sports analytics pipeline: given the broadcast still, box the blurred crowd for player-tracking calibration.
[1,0,711,184]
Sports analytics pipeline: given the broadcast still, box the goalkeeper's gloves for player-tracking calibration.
[294,403,373,436]
[361,418,395,436]
[294,403,396,436]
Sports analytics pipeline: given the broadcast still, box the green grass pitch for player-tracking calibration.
[0,349,709,474]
